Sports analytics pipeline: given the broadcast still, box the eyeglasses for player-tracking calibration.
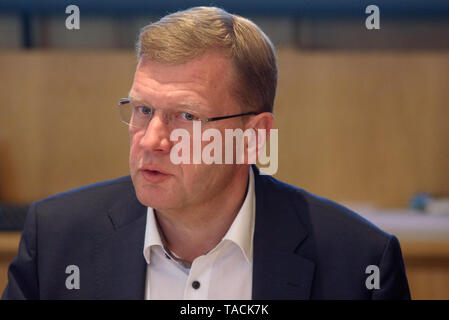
[117,98,260,130]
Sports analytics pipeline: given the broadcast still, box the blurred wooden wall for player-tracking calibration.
[0,49,448,207]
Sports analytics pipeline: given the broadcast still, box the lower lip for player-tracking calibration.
[141,170,170,183]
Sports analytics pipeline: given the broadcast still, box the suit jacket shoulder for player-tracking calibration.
[2,175,147,300]
[252,170,410,299]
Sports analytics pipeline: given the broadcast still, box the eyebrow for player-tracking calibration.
[175,101,207,113]
[127,95,207,114]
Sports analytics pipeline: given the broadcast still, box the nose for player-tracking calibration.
[138,111,172,153]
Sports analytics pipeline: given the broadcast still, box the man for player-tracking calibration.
[2,6,410,299]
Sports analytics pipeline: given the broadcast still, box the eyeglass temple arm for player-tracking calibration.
[119,98,130,105]
[203,112,260,123]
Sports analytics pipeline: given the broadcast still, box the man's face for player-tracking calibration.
[128,51,247,211]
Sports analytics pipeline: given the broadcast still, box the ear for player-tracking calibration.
[243,112,274,164]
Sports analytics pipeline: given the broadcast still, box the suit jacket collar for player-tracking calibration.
[251,165,316,299]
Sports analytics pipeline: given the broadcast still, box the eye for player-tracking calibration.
[136,106,153,116]
[180,112,196,121]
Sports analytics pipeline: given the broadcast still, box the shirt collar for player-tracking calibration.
[143,206,163,264]
[143,166,256,264]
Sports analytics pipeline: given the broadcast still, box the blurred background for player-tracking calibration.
[0,0,448,299]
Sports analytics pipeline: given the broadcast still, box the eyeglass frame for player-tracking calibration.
[117,98,261,128]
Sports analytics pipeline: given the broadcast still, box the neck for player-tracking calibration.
[155,165,250,263]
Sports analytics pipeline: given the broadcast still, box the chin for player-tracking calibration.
[134,185,175,209]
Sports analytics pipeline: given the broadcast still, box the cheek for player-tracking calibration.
[180,164,218,189]
[177,164,202,188]
[129,131,142,168]
[129,127,141,146]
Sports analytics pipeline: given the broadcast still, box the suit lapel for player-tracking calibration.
[94,180,147,299]
[251,165,316,299]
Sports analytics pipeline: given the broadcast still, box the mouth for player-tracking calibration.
[140,168,171,183]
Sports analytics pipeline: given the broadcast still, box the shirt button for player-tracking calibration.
[192,281,200,289]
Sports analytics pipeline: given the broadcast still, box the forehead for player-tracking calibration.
[139,51,232,83]
[129,51,238,111]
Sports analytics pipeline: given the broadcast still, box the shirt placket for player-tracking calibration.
[183,248,221,299]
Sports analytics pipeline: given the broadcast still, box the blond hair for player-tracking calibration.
[136,6,277,113]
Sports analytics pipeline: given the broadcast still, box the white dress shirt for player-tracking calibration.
[143,166,256,299]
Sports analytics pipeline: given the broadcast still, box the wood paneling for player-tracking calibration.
[0,51,135,203]
[0,49,448,206]
[402,241,449,299]
[274,50,449,208]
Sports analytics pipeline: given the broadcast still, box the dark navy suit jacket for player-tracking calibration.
[2,166,410,299]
